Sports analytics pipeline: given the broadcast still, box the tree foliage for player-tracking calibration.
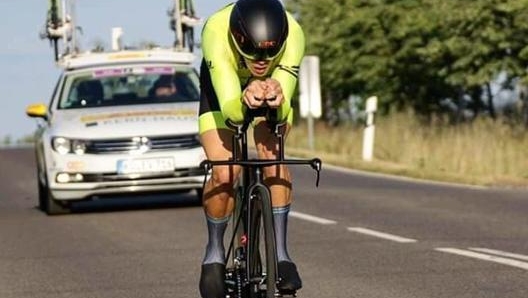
[287,0,528,122]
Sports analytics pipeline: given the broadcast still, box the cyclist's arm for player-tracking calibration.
[202,19,246,123]
[271,13,306,121]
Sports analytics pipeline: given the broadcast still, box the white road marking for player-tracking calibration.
[347,227,417,243]
[320,163,488,190]
[435,247,528,270]
[468,247,528,261]
[289,211,337,225]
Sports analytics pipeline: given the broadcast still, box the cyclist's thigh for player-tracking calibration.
[200,127,235,159]
[198,57,241,181]
[253,120,291,159]
[200,126,242,182]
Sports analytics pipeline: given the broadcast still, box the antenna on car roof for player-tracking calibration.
[40,0,82,61]
[168,0,202,52]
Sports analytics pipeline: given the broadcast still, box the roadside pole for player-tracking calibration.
[362,96,378,161]
[299,56,322,151]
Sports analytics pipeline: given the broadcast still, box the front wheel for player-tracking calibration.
[37,172,71,215]
[260,188,278,298]
[247,187,277,298]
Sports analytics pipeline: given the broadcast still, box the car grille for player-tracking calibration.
[85,135,200,154]
[80,167,205,182]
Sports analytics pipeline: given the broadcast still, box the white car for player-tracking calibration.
[26,49,206,215]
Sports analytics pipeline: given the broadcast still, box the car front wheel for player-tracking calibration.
[37,172,71,215]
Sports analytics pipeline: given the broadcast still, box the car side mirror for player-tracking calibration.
[26,103,48,120]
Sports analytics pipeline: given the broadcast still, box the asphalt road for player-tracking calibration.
[1,148,527,298]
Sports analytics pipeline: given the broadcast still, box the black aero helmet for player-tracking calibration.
[229,0,289,61]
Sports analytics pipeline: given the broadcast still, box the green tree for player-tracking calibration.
[287,0,528,123]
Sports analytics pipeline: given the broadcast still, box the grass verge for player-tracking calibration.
[286,112,528,188]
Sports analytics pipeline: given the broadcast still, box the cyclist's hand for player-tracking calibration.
[243,80,267,109]
[263,78,284,109]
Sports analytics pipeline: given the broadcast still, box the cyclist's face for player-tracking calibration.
[244,58,272,77]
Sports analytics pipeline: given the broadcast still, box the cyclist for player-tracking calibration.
[197,0,305,297]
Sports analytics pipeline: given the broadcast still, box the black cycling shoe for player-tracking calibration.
[277,261,302,292]
[199,263,226,298]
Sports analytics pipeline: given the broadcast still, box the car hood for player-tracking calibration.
[49,103,200,138]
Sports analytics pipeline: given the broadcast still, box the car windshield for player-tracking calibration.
[59,65,200,109]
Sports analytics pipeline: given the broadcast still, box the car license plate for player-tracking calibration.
[117,157,175,174]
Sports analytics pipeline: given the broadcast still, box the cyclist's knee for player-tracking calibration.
[255,142,279,159]
[262,164,289,178]
[210,165,239,186]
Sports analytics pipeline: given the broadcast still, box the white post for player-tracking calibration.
[307,113,314,150]
[299,56,322,151]
[362,96,378,161]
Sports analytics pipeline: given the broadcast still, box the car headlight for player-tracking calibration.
[52,137,88,155]
[72,140,87,155]
[52,137,71,155]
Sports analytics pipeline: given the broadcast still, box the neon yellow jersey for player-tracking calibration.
[200,3,305,124]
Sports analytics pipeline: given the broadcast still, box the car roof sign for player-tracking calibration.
[58,49,195,70]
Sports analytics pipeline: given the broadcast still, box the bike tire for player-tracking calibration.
[260,186,278,298]
[247,186,277,298]
[247,194,262,298]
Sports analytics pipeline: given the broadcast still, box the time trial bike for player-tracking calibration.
[200,109,321,298]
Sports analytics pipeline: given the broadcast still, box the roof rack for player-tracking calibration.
[57,48,196,70]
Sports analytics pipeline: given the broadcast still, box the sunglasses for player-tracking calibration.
[231,34,285,61]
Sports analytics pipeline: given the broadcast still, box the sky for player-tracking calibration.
[0,0,232,140]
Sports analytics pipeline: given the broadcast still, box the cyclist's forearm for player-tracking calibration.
[221,99,246,123]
